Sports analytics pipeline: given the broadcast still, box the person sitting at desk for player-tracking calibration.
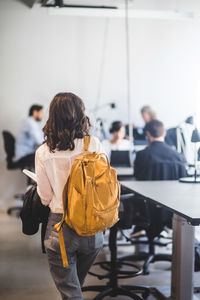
[141,105,157,124]
[15,104,44,168]
[125,105,157,142]
[102,121,133,159]
[133,119,187,238]
[134,119,187,180]
[132,105,157,141]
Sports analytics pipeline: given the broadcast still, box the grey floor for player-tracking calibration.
[0,212,200,300]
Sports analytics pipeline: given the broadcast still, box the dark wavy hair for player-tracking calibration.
[43,93,91,152]
[109,121,123,134]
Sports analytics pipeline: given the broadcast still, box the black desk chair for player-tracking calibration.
[121,161,187,275]
[2,131,34,216]
[82,193,150,300]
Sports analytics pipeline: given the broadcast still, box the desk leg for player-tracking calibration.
[171,214,195,300]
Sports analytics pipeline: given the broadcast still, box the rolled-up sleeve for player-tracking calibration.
[35,150,53,206]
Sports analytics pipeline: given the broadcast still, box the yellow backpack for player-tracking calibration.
[54,136,120,267]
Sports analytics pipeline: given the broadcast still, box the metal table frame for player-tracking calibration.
[121,181,200,300]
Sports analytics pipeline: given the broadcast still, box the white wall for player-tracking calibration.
[1,0,200,208]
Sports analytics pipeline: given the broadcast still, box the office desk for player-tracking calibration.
[121,181,200,300]
[115,167,134,177]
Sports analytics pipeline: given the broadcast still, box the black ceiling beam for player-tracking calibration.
[42,2,117,9]
[42,4,118,9]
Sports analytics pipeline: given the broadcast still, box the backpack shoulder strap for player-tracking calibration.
[84,135,90,153]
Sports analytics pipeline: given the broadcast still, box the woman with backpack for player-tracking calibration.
[35,93,106,299]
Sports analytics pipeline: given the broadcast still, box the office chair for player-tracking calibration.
[82,192,151,300]
[119,200,172,275]
[2,131,34,216]
[120,161,187,275]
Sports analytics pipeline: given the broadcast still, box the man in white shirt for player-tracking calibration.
[15,104,44,166]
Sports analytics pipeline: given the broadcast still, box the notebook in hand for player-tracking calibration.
[23,169,37,182]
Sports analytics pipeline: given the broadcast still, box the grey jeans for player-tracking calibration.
[44,213,104,300]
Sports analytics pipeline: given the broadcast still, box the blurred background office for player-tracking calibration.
[1,0,200,299]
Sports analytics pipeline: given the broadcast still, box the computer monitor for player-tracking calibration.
[110,150,131,167]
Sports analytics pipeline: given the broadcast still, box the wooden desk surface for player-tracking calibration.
[122,180,200,225]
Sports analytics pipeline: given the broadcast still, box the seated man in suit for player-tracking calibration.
[133,119,187,238]
[134,119,187,180]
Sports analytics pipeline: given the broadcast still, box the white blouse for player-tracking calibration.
[35,136,104,213]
